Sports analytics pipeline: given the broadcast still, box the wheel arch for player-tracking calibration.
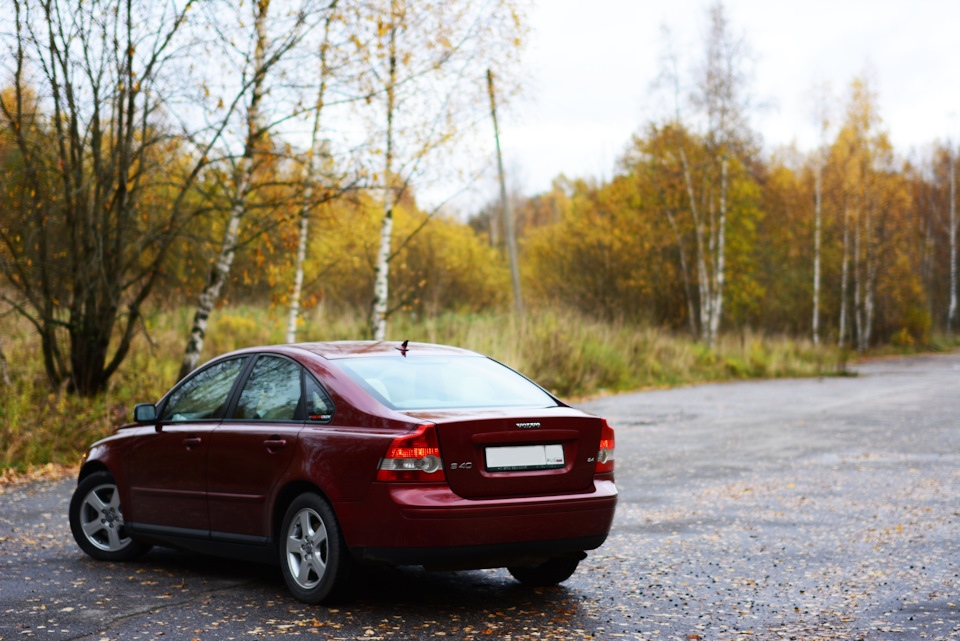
[78,460,111,482]
[271,480,333,544]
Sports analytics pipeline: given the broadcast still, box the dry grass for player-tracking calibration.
[0,462,78,489]
[0,304,853,473]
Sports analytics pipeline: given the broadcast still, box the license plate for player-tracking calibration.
[485,444,565,471]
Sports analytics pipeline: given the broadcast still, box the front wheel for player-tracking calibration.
[508,556,581,586]
[69,471,151,561]
[279,493,350,603]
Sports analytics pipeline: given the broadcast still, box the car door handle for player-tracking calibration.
[183,437,202,448]
[264,439,287,451]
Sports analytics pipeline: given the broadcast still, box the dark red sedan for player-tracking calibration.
[69,341,617,602]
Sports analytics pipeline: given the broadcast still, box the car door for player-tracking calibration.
[125,356,249,533]
[206,354,310,539]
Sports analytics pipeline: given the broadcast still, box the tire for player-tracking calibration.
[508,556,581,586]
[69,471,151,561]
[279,493,350,603]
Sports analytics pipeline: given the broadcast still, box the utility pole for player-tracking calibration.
[949,147,958,331]
[487,68,523,317]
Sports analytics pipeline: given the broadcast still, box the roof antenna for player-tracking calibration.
[396,339,409,357]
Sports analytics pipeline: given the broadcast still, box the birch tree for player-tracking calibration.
[691,1,755,346]
[359,0,526,340]
[285,3,340,343]
[651,2,755,347]
[368,0,400,342]
[838,186,852,347]
[925,142,960,332]
[809,82,834,345]
[179,0,325,378]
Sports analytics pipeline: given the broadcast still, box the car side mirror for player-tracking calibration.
[133,403,157,424]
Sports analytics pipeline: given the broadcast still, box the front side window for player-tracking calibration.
[161,357,248,421]
[233,355,303,421]
[334,355,558,411]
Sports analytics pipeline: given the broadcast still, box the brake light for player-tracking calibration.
[377,423,446,482]
[595,419,615,474]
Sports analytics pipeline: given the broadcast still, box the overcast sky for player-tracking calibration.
[460,0,960,208]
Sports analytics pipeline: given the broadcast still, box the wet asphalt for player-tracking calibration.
[1,352,958,640]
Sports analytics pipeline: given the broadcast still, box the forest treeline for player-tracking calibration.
[1,0,957,404]
[511,77,956,352]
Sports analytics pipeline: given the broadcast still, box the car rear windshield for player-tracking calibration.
[334,355,558,410]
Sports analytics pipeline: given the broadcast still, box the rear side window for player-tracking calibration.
[161,357,247,421]
[305,375,334,422]
[233,355,303,421]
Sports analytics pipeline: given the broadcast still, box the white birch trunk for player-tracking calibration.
[371,208,393,341]
[864,269,875,347]
[812,157,823,345]
[285,204,310,343]
[811,94,830,347]
[708,156,728,347]
[679,147,710,341]
[181,194,247,379]
[925,200,936,321]
[838,201,850,347]
[285,10,335,344]
[696,224,711,343]
[370,4,397,342]
[853,207,864,352]
[180,1,270,380]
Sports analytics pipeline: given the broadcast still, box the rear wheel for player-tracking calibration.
[508,556,581,586]
[69,471,151,561]
[279,493,349,603]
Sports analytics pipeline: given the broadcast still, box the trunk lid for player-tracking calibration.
[405,407,603,499]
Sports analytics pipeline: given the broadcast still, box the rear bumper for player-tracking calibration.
[352,536,603,570]
[336,480,617,567]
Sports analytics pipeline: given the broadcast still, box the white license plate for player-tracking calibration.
[485,444,565,471]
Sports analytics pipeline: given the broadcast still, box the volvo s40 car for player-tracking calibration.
[69,341,617,603]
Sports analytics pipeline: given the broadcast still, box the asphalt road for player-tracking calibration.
[1,352,958,640]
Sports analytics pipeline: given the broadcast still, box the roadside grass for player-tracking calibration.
[0,304,863,475]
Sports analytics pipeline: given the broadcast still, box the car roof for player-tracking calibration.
[289,340,481,360]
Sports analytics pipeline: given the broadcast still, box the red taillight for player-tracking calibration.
[595,419,615,474]
[377,423,446,482]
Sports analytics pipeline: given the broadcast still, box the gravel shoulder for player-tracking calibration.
[580,351,960,640]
